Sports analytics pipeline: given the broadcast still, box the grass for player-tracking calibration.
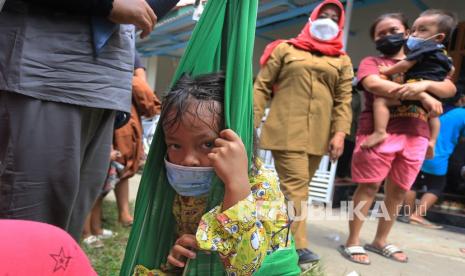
[83,200,326,276]
[83,200,132,276]
[300,262,326,276]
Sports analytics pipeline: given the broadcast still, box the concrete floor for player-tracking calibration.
[109,175,465,276]
[306,207,465,276]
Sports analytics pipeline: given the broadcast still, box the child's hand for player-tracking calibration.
[378,65,390,75]
[167,234,198,268]
[208,129,250,209]
[420,94,443,117]
[425,141,435,159]
[110,150,122,161]
[208,129,249,189]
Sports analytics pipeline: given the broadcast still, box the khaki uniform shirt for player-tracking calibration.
[254,43,354,155]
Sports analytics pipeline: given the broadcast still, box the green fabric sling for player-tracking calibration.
[120,0,299,275]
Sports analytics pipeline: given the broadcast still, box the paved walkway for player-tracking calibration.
[306,207,465,276]
[107,175,465,276]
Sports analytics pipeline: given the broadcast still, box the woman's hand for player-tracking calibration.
[328,132,346,162]
[389,81,428,100]
[208,129,250,210]
[167,234,198,268]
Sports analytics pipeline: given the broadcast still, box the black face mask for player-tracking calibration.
[375,33,405,56]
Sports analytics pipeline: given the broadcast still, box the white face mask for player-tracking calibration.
[164,158,215,197]
[309,18,339,41]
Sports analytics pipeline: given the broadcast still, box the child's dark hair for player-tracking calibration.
[160,72,225,133]
[161,71,262,173]
[420,9,457,42]
[369,13,409,40]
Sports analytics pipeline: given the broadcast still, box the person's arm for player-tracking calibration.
[380,59,416,76]
[328,55,354,161]
[24,0,168,39]
[388,78,456,99]
[362,75,444,115]
[253,44,285,128]
[360,75,402,98]
[134,68,147,81]
[132,74,161,117]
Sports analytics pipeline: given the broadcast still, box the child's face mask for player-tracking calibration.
[406,33,442,50]
[165,158,215,196]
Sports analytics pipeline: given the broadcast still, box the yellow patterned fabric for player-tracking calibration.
[196,167,290,275]
[132,265,166,276]
[173,195,208,236]
[135,166,291,276]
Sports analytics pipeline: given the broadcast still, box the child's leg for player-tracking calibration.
[115,178,134,226]
[90,196,104,235]
[426,117,440,159]
[82,213,92,239]
[361,97,399,148]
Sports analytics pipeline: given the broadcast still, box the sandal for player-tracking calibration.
[338,245,370,265]
[82,235,104,249]
[97,229,117,239]
[364,243,408,263]
[396,216,410,224]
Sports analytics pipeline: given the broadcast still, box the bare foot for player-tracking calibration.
[119,214,134,227]
[425,142,435,159]
[409,214,443,229]
[361,131,388,149]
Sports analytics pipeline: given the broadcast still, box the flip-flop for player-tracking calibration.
[364,243,408,263]
[409,217,443,229]
[396,216,410,224]
[338,245,371,265]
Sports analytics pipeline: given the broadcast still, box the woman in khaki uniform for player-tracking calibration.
[254,0,353,266]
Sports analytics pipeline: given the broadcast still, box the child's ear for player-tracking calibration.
[436,33,446,42]
[403,30,410,38]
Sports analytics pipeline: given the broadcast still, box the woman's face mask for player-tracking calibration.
[375,33,405,56]
[309,18,339,41]
[165,158,215,197]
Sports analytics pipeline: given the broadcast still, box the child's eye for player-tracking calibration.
[203,141,214,148]
[168,144,181,150]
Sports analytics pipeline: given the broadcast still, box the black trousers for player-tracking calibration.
[0,92,115,240]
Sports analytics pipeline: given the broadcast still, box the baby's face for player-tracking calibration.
[411,15,444,42]
[164,106,220,167]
